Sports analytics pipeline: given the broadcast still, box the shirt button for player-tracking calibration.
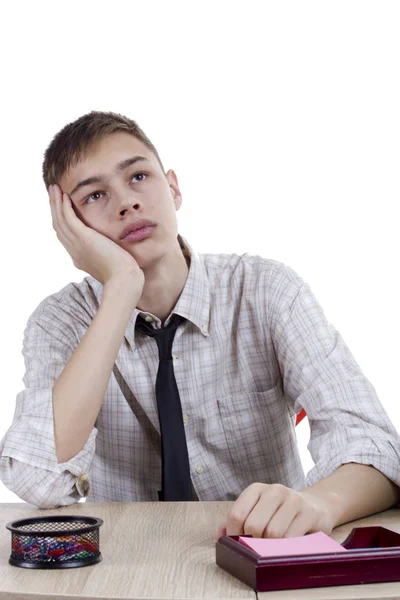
[172,355,179,362]
[145,315,153,322]
[201,324,208,333]
[183,414,188,423]
[195,465,203,474]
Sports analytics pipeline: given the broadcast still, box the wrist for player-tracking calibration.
[300,488,343,532]
[104,276,141,306]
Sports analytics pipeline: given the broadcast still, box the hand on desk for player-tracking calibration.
[216,482,334,541]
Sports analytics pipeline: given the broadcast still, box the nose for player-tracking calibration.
[119,202,139,217]
[118,200,141,216]
[111,183,143,215]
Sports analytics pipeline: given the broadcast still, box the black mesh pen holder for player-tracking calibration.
[5,515,104,569]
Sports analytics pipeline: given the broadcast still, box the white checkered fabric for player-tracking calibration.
[1,234,400,508]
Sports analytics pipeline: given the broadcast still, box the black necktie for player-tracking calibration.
[135,313,193,501]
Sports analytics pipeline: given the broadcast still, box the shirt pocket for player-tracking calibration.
[216,379,290,475]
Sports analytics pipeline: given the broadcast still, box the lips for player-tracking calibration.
[120,218,156,240]
[122,226,155,243]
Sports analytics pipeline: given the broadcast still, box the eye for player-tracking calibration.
[83,171,148,204]
[133,172,147,182]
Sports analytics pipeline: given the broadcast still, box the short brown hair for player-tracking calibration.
[42,110,167,191]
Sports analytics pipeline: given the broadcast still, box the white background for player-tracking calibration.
[0,0,399,503]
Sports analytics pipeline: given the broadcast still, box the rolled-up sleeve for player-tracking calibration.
[0,297,98,509]
[268,264,400,490]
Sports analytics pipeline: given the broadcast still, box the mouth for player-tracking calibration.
[121,225,156,243]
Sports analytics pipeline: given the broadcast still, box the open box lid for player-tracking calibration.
[215,526,400,592]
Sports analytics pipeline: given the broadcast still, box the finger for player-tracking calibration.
[242,485,290,538]
[49,184,62,235]
[49,185,55,217]
[49,186,56,227]
[262,493,303,538]
[52,185,77,251]
[52,184,68,240]
[281,511,313,538]
[226,483,263,536]
[215,526,227,541]
[61,190,87,233]
[54,186,81,244]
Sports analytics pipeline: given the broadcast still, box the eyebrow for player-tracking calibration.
[70,155,151,196]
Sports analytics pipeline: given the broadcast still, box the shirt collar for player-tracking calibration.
[86,233,211,351]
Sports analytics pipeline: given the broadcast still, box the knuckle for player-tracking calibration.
[264,526,281,538]
[250,482,263,491]
[228,510,245,527]
[269,484,285,498]
[286,489,301,504]
[244,522,262,537]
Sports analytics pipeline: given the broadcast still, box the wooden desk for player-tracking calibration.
[1,501,400,600]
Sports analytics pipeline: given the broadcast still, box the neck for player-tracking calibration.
[136,238,190,324]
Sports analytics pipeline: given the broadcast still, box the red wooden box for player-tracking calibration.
[215,526,400,592]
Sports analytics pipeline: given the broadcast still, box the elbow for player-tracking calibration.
[0,456,85,508]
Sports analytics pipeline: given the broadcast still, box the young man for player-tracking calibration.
[1,111,400,541]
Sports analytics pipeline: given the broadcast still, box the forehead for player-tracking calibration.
[60,131,155,190]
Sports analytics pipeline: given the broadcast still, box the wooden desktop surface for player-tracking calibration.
[1,501,400,600]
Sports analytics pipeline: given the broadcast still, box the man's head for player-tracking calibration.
[42,111,184,270]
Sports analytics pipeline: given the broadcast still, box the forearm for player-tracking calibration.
[53,276,139,463]
[301,462,400,529]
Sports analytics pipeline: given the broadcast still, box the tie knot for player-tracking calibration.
[135,313,183,334]
[135,313,185,360]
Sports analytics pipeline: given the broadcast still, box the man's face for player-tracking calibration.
[58,131,182,265]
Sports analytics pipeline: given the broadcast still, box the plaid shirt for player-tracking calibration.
[1,234,400,508]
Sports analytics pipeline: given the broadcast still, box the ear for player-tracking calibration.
[166,169,182,209]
